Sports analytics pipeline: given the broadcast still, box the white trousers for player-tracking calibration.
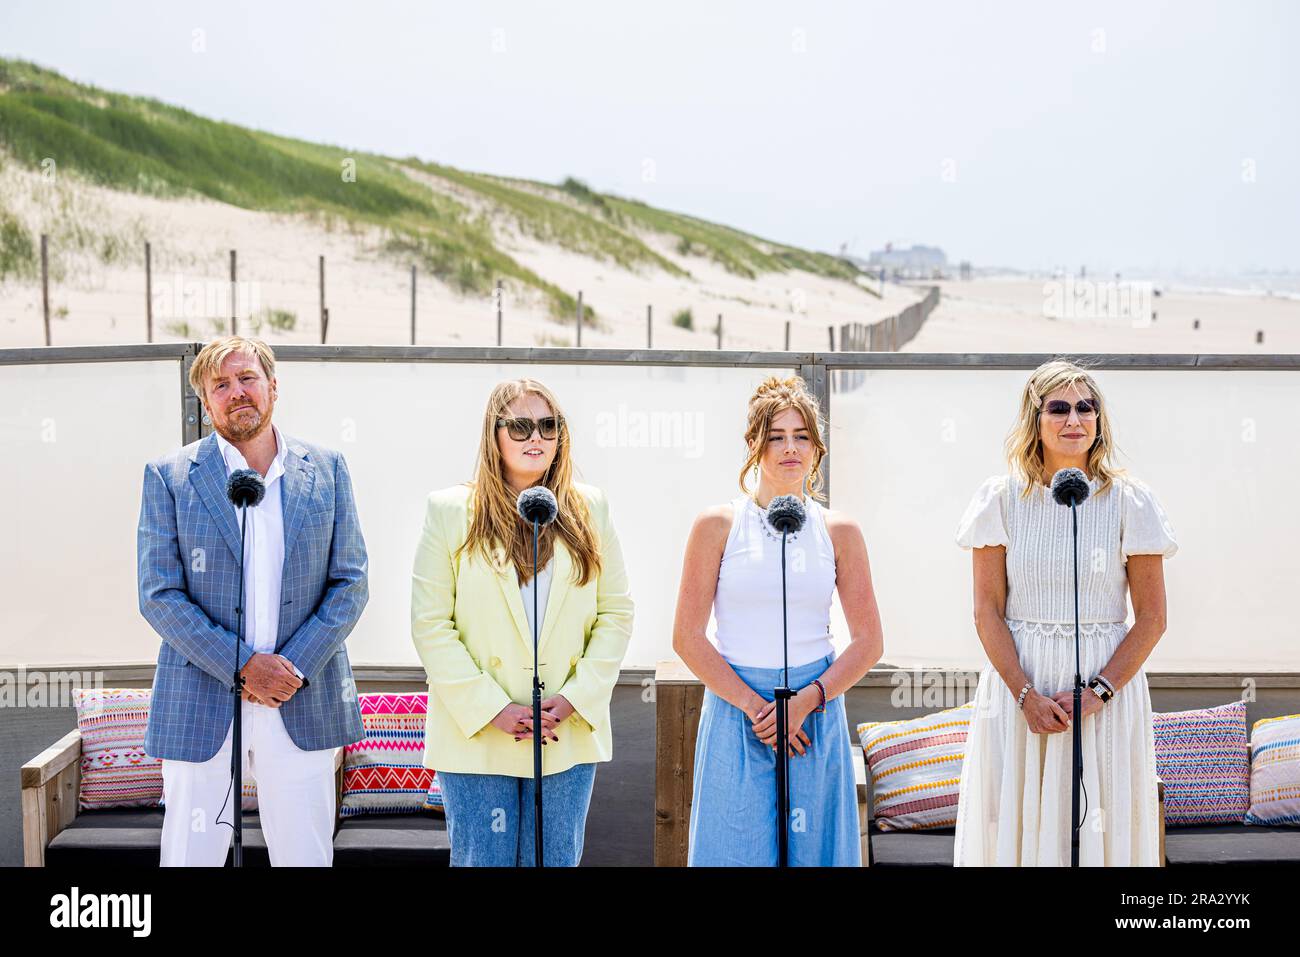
[160,699,336,866]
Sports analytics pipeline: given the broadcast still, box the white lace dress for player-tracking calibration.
[953,473,1178,866]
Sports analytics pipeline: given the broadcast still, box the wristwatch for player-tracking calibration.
[1087,676,1114,703]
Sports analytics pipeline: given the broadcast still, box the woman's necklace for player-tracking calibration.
[749,493,805,545]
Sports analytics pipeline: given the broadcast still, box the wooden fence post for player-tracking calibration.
[145,241,153,343]
[229,249,237,335]
[41,234,50,346]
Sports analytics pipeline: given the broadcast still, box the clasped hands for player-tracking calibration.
[491,695,575,744]
[1022,687,1104,734]
[748,686,819,758]
[238,653,303,708]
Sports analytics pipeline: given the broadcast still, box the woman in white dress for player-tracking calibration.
[954,359,1177,866]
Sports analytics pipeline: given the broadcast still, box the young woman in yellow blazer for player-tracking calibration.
[411,378,634,866]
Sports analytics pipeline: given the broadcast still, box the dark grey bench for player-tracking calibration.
[22,729,450,866]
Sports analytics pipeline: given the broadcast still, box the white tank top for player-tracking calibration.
[713,494,837,669]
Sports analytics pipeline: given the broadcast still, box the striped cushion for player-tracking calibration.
[856,703,972,831]
[341,692,436,817]
[1153,700,1250,825]
[73,688,163,810]
[1245,713,1300,826]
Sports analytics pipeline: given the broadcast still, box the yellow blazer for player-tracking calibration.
[411,482,634,776]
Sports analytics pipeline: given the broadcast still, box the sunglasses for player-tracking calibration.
[1041,399,1099,418]
[497,415,562,441]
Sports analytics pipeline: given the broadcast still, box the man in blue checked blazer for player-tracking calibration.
[138,335,367,866]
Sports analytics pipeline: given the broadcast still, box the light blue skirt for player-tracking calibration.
[688,653,861,866]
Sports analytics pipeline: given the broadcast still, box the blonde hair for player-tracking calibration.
[189,336,276,403]
[1005,358,1122,498]
[457,379,602,587]
[739,375,828,502]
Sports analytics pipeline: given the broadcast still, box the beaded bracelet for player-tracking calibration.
[811,679,827,713]
[1016,682,1032,709]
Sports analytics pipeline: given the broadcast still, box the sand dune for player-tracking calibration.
[0,162,920,352]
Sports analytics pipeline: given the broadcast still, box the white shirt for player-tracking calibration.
[215,425,300,676]
[520,560,553,639]
[712,495,838,669]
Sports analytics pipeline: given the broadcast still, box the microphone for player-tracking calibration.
[222,466,263,868]
[227,468,266,509]
[517,486,558,526]
[517,483,558,867]
[1050,468,1090,508]
[1049,464,1091,867]
[767,495,807,535]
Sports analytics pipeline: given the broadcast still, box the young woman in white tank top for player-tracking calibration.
[712,492,838,669]
[672,375,885,866]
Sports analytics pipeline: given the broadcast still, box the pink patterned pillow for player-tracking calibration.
[73,688,163,810]
[1153,700,1250,826]
[341,692,436,816]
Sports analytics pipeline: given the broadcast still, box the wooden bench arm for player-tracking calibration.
[21,729,83,867]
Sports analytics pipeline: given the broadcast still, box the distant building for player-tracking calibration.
[865,243,948,279]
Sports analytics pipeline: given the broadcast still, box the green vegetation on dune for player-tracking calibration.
[399,160,687,278]
[603,195,859,281]
[0,59,589,319]
[499,172,860,283]
[0,209,37,280]
[0,57,860,323]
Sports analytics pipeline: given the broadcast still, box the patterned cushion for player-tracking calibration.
[73,688,163,810]
[856,703,972,831]
[1153,700,1250,825]
[341,692,436,817]
[1245,713,1300,826]
[160,782,259,812]
[422,773,444,813]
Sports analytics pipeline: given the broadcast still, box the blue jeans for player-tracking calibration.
[437,763,598,867]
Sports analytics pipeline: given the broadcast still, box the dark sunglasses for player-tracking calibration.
[497,415,562,441]
[1041,399,1099,417]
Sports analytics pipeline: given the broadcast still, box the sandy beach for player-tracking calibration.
[3,155,1295,357]
[904,277,1300,354]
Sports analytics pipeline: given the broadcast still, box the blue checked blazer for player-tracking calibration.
[138,431,368,762]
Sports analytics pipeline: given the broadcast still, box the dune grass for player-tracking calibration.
[0,57,861,325]
[399,160,687,278]
[0,208,37,280]
[0,58,588,319]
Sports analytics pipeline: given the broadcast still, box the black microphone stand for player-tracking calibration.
[530,517,544,868]
[773,525,793,868]
[231,503,249,868]
[1069,501,1083,868]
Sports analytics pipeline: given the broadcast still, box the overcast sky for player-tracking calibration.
[2,0,1296,274]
